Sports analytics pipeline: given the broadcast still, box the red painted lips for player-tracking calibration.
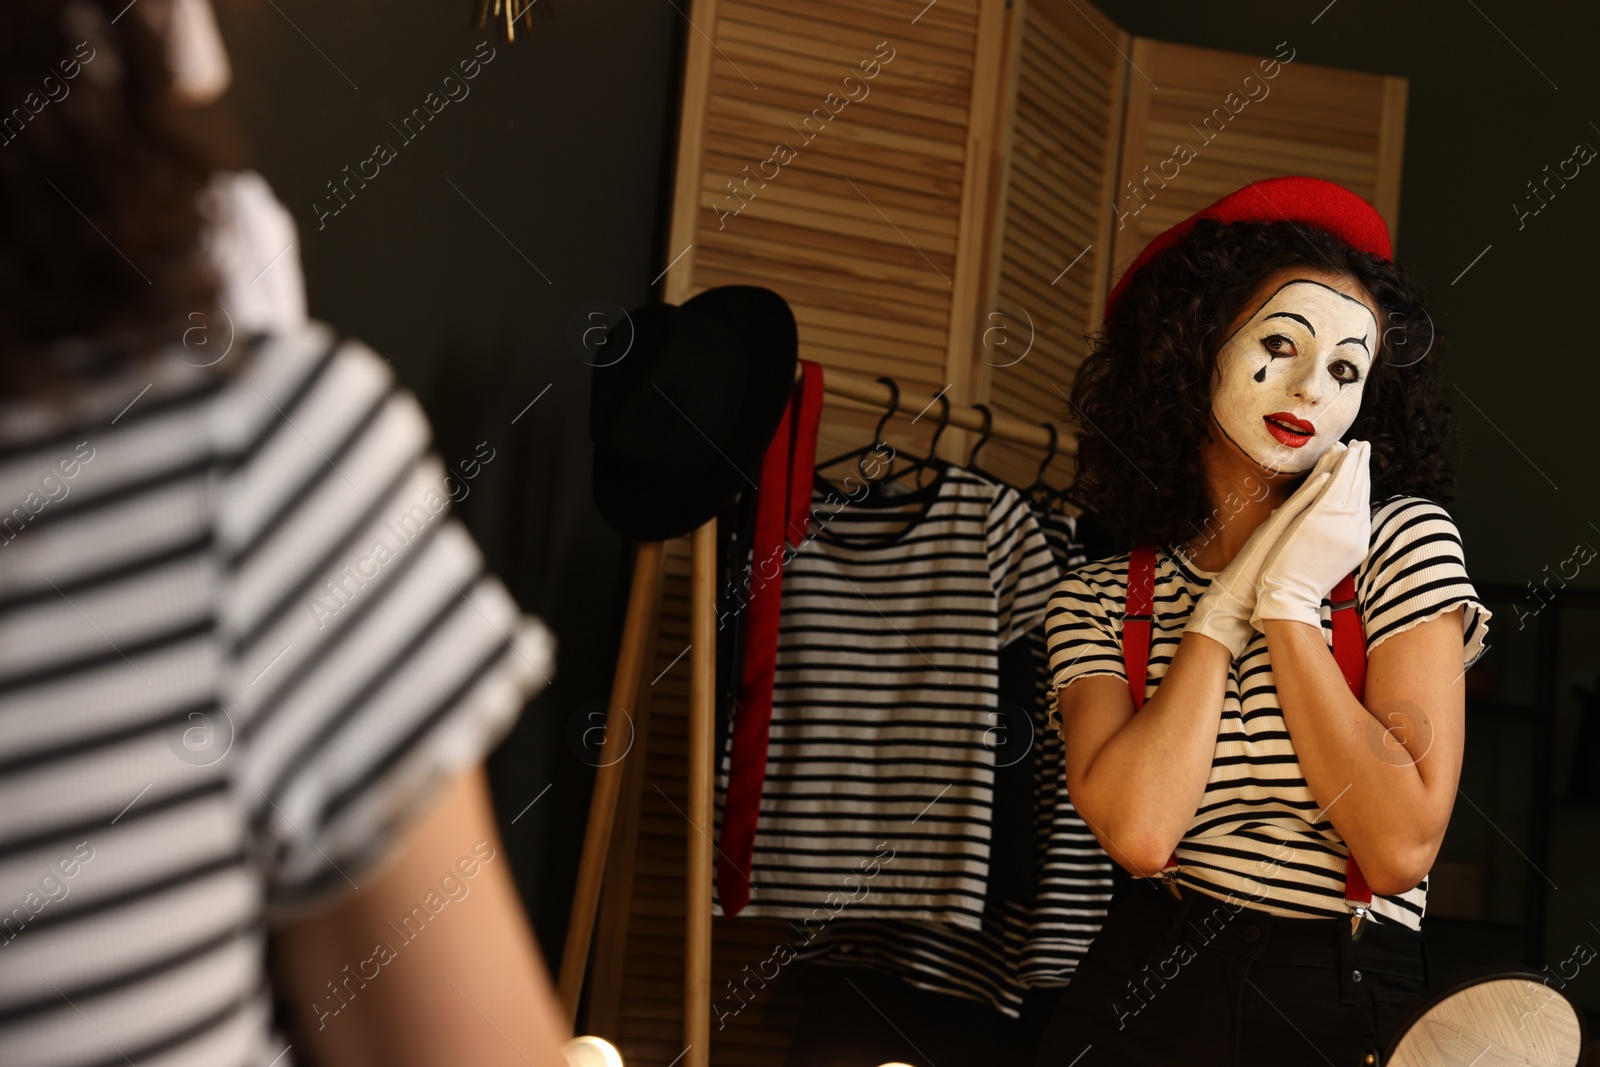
[1263,411,1314,447]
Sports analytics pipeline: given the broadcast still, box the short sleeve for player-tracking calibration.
[1357,496,1491,669]
[986,486,1061,647]
[215,324,555,918]
[1043,560,1128,736]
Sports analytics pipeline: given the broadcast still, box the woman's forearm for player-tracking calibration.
[1066,631,1233,874]
[1263,613,1465,895]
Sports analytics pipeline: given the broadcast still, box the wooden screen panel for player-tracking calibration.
[662,0,1009,480]
[594,539,800,1067]
[602,2,1010,1063]
[975,0,1128,491]
[1109,36,1408,280]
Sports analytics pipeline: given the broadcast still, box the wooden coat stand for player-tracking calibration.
[556,526,717,1066]
[558,366,1066,1067]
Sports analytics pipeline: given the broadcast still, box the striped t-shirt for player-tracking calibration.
[1017,506,1115,980]
[793,502,1115,1017]
[712,463,1059,928]
[0,323,553,1067]
[1044,496,1490,931]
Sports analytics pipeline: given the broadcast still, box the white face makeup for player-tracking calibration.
[1210,278,1378,473]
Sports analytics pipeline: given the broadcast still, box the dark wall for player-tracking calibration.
[215,0,686,962]
[1086,0,1599,592]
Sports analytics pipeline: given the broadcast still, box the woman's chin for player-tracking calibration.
[1247,438,1327,476]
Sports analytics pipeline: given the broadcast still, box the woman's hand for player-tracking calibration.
[1252,440,1372,629]
[1185,443,1344,657]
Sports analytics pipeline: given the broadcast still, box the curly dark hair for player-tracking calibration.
[1066,216,1452,550]
[0,0,220,396]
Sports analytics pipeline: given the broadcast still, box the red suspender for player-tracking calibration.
[1329,572,1366,696]
[1123,549,1374,931]
[717,360,825,916]
[1328,571,1374,926]
[1122,547,1179,884]
[1123,545,1156,711]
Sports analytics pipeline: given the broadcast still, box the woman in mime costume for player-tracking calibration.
[1035,176,1491,1066]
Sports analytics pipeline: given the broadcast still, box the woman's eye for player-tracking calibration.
[1330,359,1362,384]
[1261,334,1295,358]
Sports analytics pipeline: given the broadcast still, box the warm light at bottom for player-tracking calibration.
[562,1035,625,1067]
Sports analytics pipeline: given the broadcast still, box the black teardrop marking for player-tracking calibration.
[1253,364,1267,382]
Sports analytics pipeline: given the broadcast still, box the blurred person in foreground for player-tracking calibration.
[0,2,572,1064]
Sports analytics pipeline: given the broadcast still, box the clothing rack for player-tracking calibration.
[559,364,1072,1067]
[800,363,1071,454]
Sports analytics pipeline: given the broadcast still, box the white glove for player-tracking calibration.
[1252,439,1373,629]
[1184,444,1346,658]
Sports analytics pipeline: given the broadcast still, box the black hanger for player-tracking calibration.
[1049,472,1087,512]
[967,403,993,467]
[905,392,953,490]
[838,388,947,495]
[1027,421,1086,512]
[815,377,902,486]
[1027,421,1059,499]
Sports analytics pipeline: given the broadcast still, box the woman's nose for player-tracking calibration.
[1286,361,1329,405]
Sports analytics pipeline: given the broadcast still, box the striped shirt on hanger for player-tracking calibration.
[1043,495,1491,931]
[1018,507,1114,983]
[0,323,552,1067]
[713,463,1058,929]
[796,502,1116,1017]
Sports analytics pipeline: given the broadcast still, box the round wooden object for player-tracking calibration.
[1384,975,1583,1067]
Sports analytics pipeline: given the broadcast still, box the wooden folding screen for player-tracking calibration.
[1109,36,1408,273]
[972,0,1128,491]
[661,0,1011,464]
[581,4,1408,1065]
[591,5,1014,1064]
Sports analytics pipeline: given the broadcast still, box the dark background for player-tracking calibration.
[215,0,688,967]
[214,0,1598,1014]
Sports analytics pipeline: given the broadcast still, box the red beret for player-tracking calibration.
[1102,175,1392,323]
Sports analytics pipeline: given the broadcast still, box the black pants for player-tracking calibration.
[784,964,1061,1067]
[1034,878,1429,1066]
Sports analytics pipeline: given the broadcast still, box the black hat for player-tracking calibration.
[590,285,799,541]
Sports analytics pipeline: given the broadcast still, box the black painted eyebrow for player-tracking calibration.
[1219,278,1379,348]
[1338,336,1369,352]
[1265,311,1315,335]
